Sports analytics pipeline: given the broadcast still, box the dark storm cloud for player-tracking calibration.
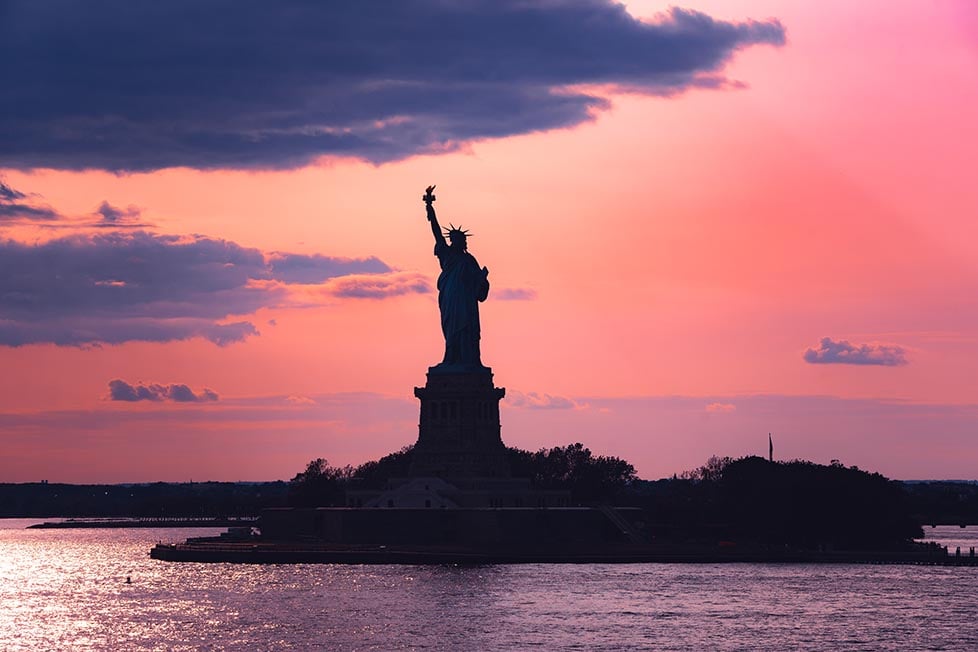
[0,231,272,319]
[0,2,785,171]
[109,379,219,402]
[0,231,396,346]
[803,337,909,366]
[0,318,258,348]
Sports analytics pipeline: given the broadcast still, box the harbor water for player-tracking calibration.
[1,519,976,651]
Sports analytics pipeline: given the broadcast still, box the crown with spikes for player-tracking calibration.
[443,223,471,239]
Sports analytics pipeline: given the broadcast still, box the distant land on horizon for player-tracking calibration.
[12,477,978,485]
[3,477,977,527]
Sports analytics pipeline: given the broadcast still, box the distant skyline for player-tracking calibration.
[1,0,976,482]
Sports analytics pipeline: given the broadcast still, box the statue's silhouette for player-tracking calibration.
[423,185,489,369]
[412,186,507,478]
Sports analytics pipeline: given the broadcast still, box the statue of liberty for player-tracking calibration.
[422,185,490,370]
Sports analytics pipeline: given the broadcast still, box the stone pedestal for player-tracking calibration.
[410,366,510,478]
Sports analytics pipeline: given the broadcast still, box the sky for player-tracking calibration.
[1,0,976,483]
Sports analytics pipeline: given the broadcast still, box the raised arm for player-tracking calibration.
[423,185,445,246]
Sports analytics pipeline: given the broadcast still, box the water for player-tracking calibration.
[2,519,976,651]
[920,524,978,556]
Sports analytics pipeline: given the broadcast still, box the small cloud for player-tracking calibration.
[93,201,150,228]
[192,321,260,347]
[0,179,59,221]
[496,288,538,301]
[803,337,908,366]
[108,379,219,402]
[705,402,736,413]
[507,390,585,410]
[285,395,316,405]
[0,180,26,201]
[324,272,433,299]
[168,384,201,403]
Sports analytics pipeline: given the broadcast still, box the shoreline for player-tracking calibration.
[28,517,257,529]
[149,539,978,566]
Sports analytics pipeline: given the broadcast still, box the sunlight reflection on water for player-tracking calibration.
[1,521,976,651]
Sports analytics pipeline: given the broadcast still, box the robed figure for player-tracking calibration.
[423,186,490,369]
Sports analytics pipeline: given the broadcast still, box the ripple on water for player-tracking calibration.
[1,523,977,651]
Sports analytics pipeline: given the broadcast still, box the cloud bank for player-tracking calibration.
[269,253,390,284]
[1,2,785,171]
[803,337,909,366]
[109,379,218,402]
[0,231,403,347]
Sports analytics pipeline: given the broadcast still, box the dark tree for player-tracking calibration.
[507,442,636,503]
[350,446,415,489]
[290,442,635,505]
[679,455,733,482]
[903,481,978,526]
[630,455,923,549]
[718,456,923,548]
[288,458,352,507]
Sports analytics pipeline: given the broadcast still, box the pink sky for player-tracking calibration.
[1,0,976,482]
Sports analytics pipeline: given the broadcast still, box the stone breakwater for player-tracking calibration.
[150,539,978,566]
[30,517,257,529]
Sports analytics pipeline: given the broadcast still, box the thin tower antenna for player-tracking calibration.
[768,433,773,462]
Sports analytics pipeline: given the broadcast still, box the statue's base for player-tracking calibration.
[346,475,571,509]
[410,366,509,478]
[426,362,491,376]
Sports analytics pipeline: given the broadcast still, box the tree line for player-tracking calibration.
[3,450,975,547]
[287,443,637,507]
[623,455,924,549]
[0,481,290,518]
